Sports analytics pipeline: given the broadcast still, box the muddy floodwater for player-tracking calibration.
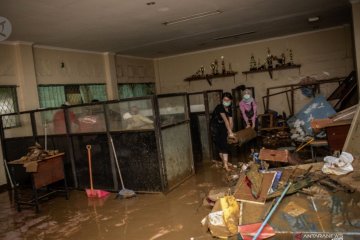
[1,162,360,239]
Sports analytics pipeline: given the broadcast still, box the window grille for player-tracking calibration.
[0,86,20,128]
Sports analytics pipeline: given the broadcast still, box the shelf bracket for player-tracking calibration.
[206,77,212,86]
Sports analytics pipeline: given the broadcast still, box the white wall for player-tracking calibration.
[116,55,155,83]
[34,47,106,85]
[0,44,17,85]
[155,26,354,115]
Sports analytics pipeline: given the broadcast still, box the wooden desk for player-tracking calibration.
[9,153,69,212]
[325,120,352,152]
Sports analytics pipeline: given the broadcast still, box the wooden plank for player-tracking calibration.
[343,105,360,155]
[234,172,276,204]
[227,128,256,145]
[259,149,289,163]
[310,118,334,130]
[331,104,358,121]
[326,124,351,152]
[242,64,301,74]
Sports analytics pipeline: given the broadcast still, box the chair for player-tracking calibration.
[309,139,329,161]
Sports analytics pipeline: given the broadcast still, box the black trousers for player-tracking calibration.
[211,123,230,155]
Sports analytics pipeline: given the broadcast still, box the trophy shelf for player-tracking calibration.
[242,64,301,79]
[184,72,238,86]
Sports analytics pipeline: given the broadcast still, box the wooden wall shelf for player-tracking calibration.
[184,72,238,86]
[242,64,301,79]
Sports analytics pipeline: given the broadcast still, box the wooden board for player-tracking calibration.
[343,105,360,157]
[234,172,276,204]
[310,118,333,130]
[259,149,289,163]
[326,123,351,151]
[32,154,65,189]
[283,201,307,217]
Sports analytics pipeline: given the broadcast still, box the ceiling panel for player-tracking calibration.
[0,0,352,57]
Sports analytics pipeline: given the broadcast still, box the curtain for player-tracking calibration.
[118,83,155,99]
[38,85,66,123]
[79,85,90,103]
[79,84,107,103]
[38,86,66,108]
[118,84,134,99]
[88,85,107,101]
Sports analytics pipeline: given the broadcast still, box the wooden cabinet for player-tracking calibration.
[8,153,69,212]
[325,121,351,152]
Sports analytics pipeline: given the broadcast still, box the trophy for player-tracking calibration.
[214,59,219,74]
[221,56,226,74]
[289,49,294,65]
[250,54,257,70]
[200,65,205,76]
[210,62,216,75]
[228,63,233,73]
[281,53,286,65]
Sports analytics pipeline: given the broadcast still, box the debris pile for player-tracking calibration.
[202,151,357,239]
[262,131,291,149]
[9,142,60,172]
[17,142,59,162]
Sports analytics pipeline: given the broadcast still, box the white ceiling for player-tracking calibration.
[0,0,352,58]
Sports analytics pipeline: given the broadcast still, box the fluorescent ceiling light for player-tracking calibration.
[213,31,256,40]
[162,10,223,26]
[308,16,320,23]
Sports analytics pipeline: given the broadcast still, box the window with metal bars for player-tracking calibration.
[118,83,155,99]
[0,86,20,128]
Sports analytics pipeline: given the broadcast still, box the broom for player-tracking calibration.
[85,145,111,198]
[109,137,136,198]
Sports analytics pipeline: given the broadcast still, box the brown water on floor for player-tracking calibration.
[1,162,360,240]
[0,163,226,240]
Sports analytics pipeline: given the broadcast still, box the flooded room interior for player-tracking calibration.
[1,0,360,239]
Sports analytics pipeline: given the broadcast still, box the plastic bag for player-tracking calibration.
[322,151,353,175]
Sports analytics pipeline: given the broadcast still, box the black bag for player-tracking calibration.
[244,102,254,118]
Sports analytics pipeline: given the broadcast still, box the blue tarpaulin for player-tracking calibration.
[287,95,336,135]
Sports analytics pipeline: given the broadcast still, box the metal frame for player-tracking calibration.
[0,93,195,193]
[263,77,345,115]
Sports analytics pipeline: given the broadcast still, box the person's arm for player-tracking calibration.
[239,102,250,127]
[251,102,257,128]
[229,116,233,130]
[220,112,233,136]
[138,115,153,124]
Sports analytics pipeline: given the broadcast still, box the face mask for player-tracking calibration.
[223,101,231,107]
[243,94,251,100]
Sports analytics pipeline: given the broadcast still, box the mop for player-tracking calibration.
[85,145,111,198]
[109,136,136,198]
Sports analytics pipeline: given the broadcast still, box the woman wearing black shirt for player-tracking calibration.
[210,92,234,171]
